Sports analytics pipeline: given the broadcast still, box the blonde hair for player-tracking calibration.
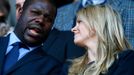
[69,4,131,75]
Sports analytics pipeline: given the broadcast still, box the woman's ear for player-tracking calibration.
[90,28,96,37]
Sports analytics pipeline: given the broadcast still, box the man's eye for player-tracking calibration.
[43,14,53,22]
[31,10,41,15]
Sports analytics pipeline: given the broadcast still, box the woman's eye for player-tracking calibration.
[77,20,82,23]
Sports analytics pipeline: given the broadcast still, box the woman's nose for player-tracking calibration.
[71,25,77,32]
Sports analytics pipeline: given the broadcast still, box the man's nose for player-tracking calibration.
[35,15,44,23]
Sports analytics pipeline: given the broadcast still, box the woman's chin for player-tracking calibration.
[74,40,85,47]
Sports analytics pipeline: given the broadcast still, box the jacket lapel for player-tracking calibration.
[0,36,9,74]
[43,28,60,51]
[4,28,59,74]
[6,47,45,74]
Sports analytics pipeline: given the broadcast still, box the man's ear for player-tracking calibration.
[17,7,23,20]
[18,7,23,16]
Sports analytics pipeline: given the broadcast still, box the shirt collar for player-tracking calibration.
[9,32,21,46]
[82,0,88,7]
[82,0,106,7]
[9,32,40,51]
[92,0,106,5]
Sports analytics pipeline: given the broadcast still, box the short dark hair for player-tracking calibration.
[21,0,57,20]
[22,0,56,10]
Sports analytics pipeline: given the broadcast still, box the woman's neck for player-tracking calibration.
[87,48,97,64]
[86,37,98,64]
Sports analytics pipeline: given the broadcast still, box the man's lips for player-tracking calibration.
[28,25,43,33]
[29,27,42,33]
[29,29,39,36]
[26,24,43,38]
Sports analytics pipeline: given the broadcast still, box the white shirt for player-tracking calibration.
[82,0,106,7]
[92,0,105,5]
[6,32,38,60]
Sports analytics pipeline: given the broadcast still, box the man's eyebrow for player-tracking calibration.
[16,4,21,8]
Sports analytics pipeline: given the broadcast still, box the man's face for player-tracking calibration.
[14,1,56,47]
[0,11,4,17]
[16,0,25,20]
[0,8,7,22]
[0,11,5,22]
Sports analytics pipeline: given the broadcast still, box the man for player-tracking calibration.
[6,0,26,34]
[0,0,61,75]
[16,0,25,20]
[0,0,10,22]
[14,0,85,64]
[0,0,10,36]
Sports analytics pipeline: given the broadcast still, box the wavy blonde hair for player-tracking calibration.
[69,4,131,75]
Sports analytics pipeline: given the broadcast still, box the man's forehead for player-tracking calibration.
[30,1,49,6]
[29,1,54,9]
[16,0,25,4]
[0,12,4,16]
[23,0,56,12]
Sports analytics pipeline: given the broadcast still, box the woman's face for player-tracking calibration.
[71,18,96,47]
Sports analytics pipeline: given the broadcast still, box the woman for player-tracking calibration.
[69,4,134,75]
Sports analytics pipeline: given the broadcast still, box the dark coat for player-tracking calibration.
[0,35,62,75]
[106,50,134,75]
[61,50,134,75]
[43,28,85,63]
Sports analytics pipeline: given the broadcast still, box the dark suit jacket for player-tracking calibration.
[61,50,134,75]
[105,50,134,75]
[43,28,85,63]
[0,35,62,75]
